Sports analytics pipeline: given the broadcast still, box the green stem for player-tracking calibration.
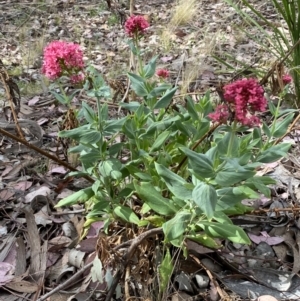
[133,36,143,75]
[96,97,105,157]
[58,82,71,107]
[227,120,237,157]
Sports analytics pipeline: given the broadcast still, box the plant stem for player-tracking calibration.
[227,121,237,157]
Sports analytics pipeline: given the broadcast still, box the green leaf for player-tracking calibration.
[128,73,148,96]
[123,118,136,139]
[134,180,178,216]
[119,101,142,111]
[186,235,222,249]
[185,96,199,120]
[100,103,109,123]
[143,56,158,78]
[80,149,102,168]
[159,249,173,294]
[198,222,251,244]
[155,163,192,200]
[272,113,294,137]
[80,130,102,144]
[134,172,153,181]
[216,169,255,186]
[59,127,102,145]
[51,90,70,105]
[99,159,122,180]
[148,84,172,98]
[175,120,190,136]
[223,202,253,215]
[163,211,191,241]
[114,206,140,225]
[262,121,271,139]
[180,147,215,178]
[104,118,126,135]
[192,182,217,220]
[150,131,170,152]
[82,102,97,124]
[244,176,276,197]
[213,211,233,224]
[89,200,110,215]
[55,187,94,207]
[109,143,123,156]
[217,132,239,157]
[144,215,166,227]
[268,99,277,116]
[141,203,151,214]
[216,187,248,211]
[256,143,291,163]
[154,87,177,109]
[233,185,259,199]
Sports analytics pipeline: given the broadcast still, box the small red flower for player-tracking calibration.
[282,74,292,85]
[125,15,149,37]
[156,69,169,79]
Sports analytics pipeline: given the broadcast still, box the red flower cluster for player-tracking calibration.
[282,74,292,85]
[208,78,267,127]
[125,15,149,37]
[42,41,84,80]
[156,69,169,79]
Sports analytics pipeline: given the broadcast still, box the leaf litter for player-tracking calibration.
[1,0,300,300]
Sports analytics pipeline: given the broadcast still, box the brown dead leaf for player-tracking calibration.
[5,280,38,293]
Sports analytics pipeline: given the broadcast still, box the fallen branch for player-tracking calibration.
[0,127,94,184]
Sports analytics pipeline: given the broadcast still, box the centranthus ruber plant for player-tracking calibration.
[209,78,267,127]
[124,15,150,38]
[42,40,84,82]
[54,12,296,278]
[42,40,86,106]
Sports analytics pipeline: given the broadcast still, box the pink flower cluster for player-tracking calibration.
[125,15,149,37]
[208,78,267,127]
[156,69,169,79]
[42,40,84,81]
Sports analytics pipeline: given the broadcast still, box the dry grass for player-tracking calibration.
[160,0,217,93]
[170,0,199,27]
[160,0,200,51]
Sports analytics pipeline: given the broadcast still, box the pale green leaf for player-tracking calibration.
[192,182,217,219]
[55,187,94,207]
[134,180,178,215]
[114,206,140,225]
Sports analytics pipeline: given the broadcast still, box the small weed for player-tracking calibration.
[107,14,119,26]
[18,80,45,96]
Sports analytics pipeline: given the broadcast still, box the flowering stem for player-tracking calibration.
[133,37,143,76]
[227,120,237,157]
[96,97,105,157]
